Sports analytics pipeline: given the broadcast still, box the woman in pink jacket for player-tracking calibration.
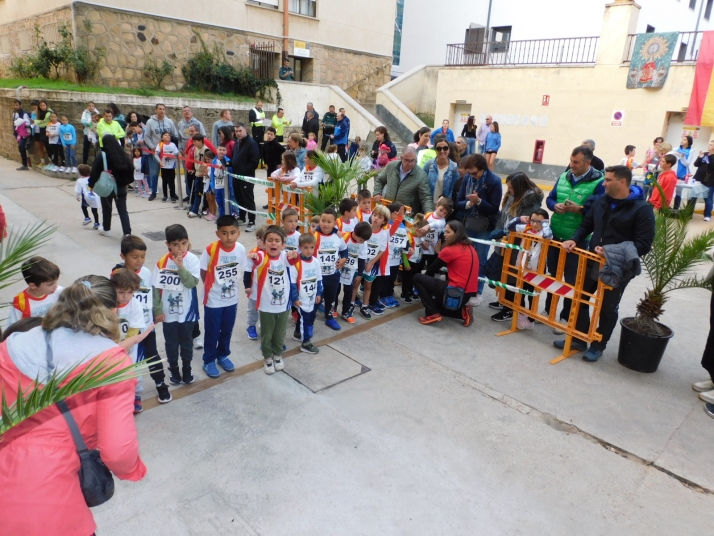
[0,275,147,536]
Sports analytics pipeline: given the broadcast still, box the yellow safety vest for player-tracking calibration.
[251,108,265,128]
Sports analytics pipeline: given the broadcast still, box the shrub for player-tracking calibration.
[144,58,174,88]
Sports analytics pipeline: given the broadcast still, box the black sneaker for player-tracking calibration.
[171,197,178,203]
[168,368,182,385]
[489,301,503,310]
[182,368,194,384]
[491,310,513,322]
[162,197,168,203]
[401,293,414,304]
[182,196,190,203]
[156,383,172,403]
[360,306,372,319]
[148,193,156,201]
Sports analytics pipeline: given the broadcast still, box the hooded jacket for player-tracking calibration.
[177,117,206,150]
[333,116,350,146]
[599,241,642,287]
[570,185,655,257]
[144,114,178,151]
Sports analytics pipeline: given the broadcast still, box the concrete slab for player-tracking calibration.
[283,345,368,392]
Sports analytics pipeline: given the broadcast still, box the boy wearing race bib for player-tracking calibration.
[340,222,371,324]
[290,233,323,354]
[59,115,77,172]
[336,198,358,233]
[6,256,62,329]
[356,189,372,223]
[314,207,348,331]
[357,205,391,319]
[247,225,299,374]
[114,235,171,404]
[402,212,426,304]
[155,131,179,203]
[199,215,247,379]
[111,268,148,414]
[152,224,200,385]
[211,145,231,217]
[244,225,268,341]
[379,203,414,309]
[419,197,452,270]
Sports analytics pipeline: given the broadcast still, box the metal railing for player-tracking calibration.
[623,31,703,63]
[445,36,599,66]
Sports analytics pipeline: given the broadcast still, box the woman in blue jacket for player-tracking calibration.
[484,121,502,171]
[423,138,460,203]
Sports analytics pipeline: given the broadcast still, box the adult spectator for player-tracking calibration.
[279,59,294,81]
[123,111,145,149]
[231,123,260,232]
[557,165,655,361]
[12,99,31,171]
[414,220,479,326]
[430,119,455,144]
[565,139,604,172]
[301,102,319,135]
[423,137,459,202]
[371,126,397,162]
[674,135,694,210]
[249,100,266,161]
[96,108,125,148]
[212,109,233,147]
[456,136,469,159]
[694,141,714,221]
[33,99,53,166]
[373,146,433,214]
[271,108,291,142]
[456,153,503,303]
[184,131,217,203]
[332,110,350,161]
[0,275,147,536]
[89,135,133,237]
[409,127,432,156]
[303,111,320,141]
[80,101,97,164]
[144,103,178,201]
[545,146,605,333]
[476,115,492,154]
[484,121,502,171]
[218,125,236,159]
[107,103,126,129]
[321,105,338,151]
[339,107,351,143]
[461,115,477,155]
[177,106,206,151]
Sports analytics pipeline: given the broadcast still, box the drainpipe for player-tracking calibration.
[484,0,493,65]
[283,0,289,62]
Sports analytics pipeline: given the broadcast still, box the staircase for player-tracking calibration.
[360,97,409,155]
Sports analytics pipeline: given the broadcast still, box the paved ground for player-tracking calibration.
[1,156,713,535]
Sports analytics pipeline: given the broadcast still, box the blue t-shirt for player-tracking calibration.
[58,124,77,146]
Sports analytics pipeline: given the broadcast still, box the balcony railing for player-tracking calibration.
[446,36,599,66]
[622,31,702,64]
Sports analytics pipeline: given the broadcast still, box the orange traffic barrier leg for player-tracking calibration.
[495,308,519,337]
[549,334,581,365]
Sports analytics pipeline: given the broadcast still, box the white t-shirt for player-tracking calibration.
[75,177,100,209]
[117,297,146,362]
[154,252,200,323]
[285,230,301,253]
[133,157,143,182]
[357,209,372,223]
[254,251,292,313]
[157,142,179,169]
[409,235,423,264]
[340,233,365,285]
[363,228,389,276]
[422,213,446,256]
[314,230,347,277]
[289,256,322,313]
[199,242,247,308]
[134,266,153,326]
[46,123,61,145]
[5,287,64,329]
[388,224,410,267]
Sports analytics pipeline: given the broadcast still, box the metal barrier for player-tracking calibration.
[495,232,612,364]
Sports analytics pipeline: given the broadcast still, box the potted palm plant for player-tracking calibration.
[304,152,373,216]
[618,199,714,372]
[0,223,153,435]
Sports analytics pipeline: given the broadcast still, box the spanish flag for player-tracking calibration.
[685,32,714,126]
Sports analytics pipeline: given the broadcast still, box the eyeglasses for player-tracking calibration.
[436,146,450,152]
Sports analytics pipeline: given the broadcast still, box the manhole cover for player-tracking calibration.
[283,346,370,393]
[142,231,166,242]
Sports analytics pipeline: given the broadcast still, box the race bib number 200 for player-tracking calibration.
[154,269,183,291]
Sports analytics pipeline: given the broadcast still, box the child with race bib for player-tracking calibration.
[356,204,391,319]
[290,233,323,354]
[200,215,247,379]
[153,224,200,385]
[313,207,348,331]
[247,226,299,374]
[379,203,413,309]
[339,222,371,324]
[244,224,267,341]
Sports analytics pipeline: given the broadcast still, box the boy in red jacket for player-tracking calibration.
[650,154,677,210]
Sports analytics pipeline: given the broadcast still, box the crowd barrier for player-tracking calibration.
[494,232,612,364]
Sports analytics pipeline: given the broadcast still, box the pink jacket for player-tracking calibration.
[0,329,146,536]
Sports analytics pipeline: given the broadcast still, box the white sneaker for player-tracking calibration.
[693,379,714,392]
[58,167,66,173]
[467,294,483,307]
[517,313,534,330]
[552,318,568,335]
[274,355,285,371]
[98,227,111,237]
[264,357,275,375]
[699,389,714,404]
[188,212,198,218]
[706,217,712,222]
[193,337,204,349]
[72,167,78,174]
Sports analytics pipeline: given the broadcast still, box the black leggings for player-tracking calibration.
[413,273,474,318]
[17,137,30,167]
[161,168,176,199]
[100,186,131,234]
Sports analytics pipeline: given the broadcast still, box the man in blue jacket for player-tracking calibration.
[455,153,503,304]
[231,123,260,232]
[331,111,350,162]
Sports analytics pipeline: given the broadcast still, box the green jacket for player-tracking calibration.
[373,160,434,214]
[549,168,605,240]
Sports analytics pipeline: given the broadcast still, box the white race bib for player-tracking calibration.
[214,171,225,189]
[154,269,183,291]
[62,133,72,141]
[134,289,151,324]
[365,242,379,260]
[318,249,338,275]
[300,277,318,299]
[390,233,408,250]
[339,252,359,285]
[268,268,287,305]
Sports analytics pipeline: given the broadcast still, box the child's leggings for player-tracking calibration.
[321,273,341,317]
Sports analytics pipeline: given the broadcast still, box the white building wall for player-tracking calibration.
[394,0,714,76]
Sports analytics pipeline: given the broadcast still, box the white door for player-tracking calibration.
[452,104,472,136]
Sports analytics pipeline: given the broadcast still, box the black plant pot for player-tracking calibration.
[617,318,674,373]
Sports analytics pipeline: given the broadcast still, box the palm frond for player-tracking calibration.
[0,223,56,293]
[1,356,155,436]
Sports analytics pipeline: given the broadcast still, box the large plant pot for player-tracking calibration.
[617,318,674,373]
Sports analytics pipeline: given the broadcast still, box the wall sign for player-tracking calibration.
[293,41,311,58]
[542,95,550,106]
[611,110,624,127]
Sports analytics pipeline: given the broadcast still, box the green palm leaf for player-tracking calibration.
[0,222,56,295]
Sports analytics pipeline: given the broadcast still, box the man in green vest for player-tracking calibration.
[249,100,266,167]
[544,145,606,332]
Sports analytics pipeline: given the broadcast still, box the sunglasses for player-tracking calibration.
[436,146,450,152]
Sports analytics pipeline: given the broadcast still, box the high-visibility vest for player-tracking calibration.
[251,108,265,128]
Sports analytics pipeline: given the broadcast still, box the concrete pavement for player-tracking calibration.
[0,155,713,535]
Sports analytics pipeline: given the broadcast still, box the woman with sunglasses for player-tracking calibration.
[423,138,460,203]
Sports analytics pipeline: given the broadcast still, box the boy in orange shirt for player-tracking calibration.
[650,154,677,210]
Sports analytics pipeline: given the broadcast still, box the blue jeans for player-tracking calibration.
[466,229,491,295]
[705,186,714,218]
[148,156,160,194]
[466,138,476,155]
[203,304,237,364]
[63,145,77,167]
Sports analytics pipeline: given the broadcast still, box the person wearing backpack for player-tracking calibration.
[12,99,32,170]
[89,135,134,237]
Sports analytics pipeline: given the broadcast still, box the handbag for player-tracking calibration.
[93,151,117,197]
[45,332,115,507]
[443,248,475,311]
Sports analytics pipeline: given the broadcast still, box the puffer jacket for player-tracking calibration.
[599,241,641,287]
